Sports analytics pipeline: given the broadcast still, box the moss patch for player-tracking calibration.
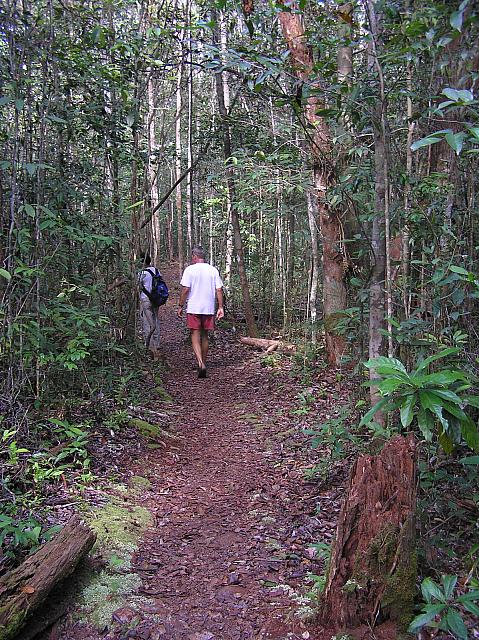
[128,417,173,441]
[86,500,152,552]
[128,475,152,492]
[75,496,154,629]
[81,572,142,628]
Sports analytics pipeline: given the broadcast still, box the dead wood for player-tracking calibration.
[239,336,296,353]
[320,435,417,634]
[0,515,95,640]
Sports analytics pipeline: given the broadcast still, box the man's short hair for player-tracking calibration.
[140,252,151,266]
[192,246,206,260]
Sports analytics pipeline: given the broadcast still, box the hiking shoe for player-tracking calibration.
[198,367,207,379]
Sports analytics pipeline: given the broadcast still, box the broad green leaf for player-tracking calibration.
[438,429,455,454]
[417,371,467,386]
[0,268,11,282]
[460,419,479,451]
[415,348,460,372]
[427,389,462,404]
[417,406,434,442]
[0,96,11,106]
[441,575,457,600]
[377,377,406,395]
[400,394,416,428]
[449,265,470,275]
[411,135,443,151]
[24,203,35,217]
[462,601,479,616]
[445,609,468,640]
[445,131,467,156]
[359,397,389,427]
[458,590,479,602]
[459,456,479,465]
[421,578,446,604]
[408,606,445,633]
[466,395,479,408]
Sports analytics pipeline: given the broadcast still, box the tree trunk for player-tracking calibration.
[213,11,258,337]
[279,9,347,365]
[186,0,194,253]
[320,435,417,634]
[307,189,320,344]
[366,0,388,419]
[0,516,95,640]
[175,33,185,273]
[147,75,161,266]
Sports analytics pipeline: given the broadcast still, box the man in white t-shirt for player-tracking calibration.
[177,246,224,378]
[138,254,161,353]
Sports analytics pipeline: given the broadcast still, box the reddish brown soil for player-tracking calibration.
[39,271,358,640]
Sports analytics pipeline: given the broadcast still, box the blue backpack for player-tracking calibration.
[142,268,169,307]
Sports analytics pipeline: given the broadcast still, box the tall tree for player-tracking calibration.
[213,11,258,338]
[279,6,347,365]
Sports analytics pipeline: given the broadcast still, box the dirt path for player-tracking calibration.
[48,269,344,640]
[127,273,335,639]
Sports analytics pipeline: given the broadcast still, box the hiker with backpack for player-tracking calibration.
[138,254,169,353]
[177,246,224,378]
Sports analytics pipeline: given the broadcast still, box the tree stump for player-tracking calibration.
[319,435,417,635]
[0,515,95,640]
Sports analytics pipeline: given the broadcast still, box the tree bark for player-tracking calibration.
[365,0,388,419]
[0,516,95,640]
[279,9,347,365]
[320,435,417,634]
[213,11,258,337]
[175,31,185,273]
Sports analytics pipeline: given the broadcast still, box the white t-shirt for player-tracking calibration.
[180,263,223,315]
[138,267,161,303]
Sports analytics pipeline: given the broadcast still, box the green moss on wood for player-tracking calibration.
[128,418,173,441]
[0,611,26,640]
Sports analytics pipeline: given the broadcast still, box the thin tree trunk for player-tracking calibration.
[147,75,161,266]
[279,8,347,365]
[175,30,185,273]
[365,0,387,420]
[307,190,319,344]
[185,0,194,253]
[213,11,258,337]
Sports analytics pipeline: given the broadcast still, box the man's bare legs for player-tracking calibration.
[191,329,205,370]
[191,329,209,376]
[201,329,209,365]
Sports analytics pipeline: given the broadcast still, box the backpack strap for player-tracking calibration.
[141,268,155,299]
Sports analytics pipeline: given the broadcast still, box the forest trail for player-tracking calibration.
[54,266,341,640]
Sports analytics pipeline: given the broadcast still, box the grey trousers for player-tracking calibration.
[140,299,160,351]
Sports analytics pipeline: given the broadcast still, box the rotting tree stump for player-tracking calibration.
[319,435,417,636]
[0,515,95,640]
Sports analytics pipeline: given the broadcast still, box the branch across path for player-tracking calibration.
[49,266,344,640]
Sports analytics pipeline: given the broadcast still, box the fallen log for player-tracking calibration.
[319,435,417,635]
[0,515,95,640]
[240,336,296,353]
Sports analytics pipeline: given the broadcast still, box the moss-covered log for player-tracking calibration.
[320,435,417,635]
[0,515,95,640]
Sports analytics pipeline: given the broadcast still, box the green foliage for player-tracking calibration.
[0,510,60,560]
[361,349,479,453]
[409,575,479,639]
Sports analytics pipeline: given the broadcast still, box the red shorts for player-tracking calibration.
[186,313,215,330]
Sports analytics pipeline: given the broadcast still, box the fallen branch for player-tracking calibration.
[240,336,296,353]
[0,515,95,640]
